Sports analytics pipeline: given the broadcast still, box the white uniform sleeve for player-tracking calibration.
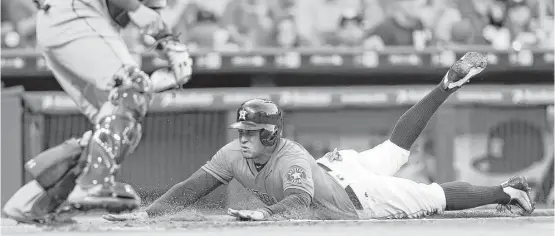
[357,140,410,176]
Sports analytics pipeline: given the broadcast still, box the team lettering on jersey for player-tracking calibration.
[246,188,278,205]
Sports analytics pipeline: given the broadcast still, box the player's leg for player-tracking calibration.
[43,36,152,210]
[3,37,138,223]
[4,0,189,224]
[356,175,534,219]
[355,174,447,219]
[42,31,191,214]
[440,176,534,214]
[357,52,488,176]
[2,133,90,223]
[2,35,187,223]
[389,52,487,151]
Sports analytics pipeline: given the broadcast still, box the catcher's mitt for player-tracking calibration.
[149,35,194,92]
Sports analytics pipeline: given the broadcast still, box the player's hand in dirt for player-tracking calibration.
[227,208,268,221]
[102,211,148,222]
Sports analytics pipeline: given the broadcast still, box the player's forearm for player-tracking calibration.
[144,169,223,217]
[260,189,312,218]
[106,0,142,12]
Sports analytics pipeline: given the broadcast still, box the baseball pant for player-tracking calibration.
[333,140,447,219]
[36,0,139,123]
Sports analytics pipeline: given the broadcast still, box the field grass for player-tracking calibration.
[2,208,553,236]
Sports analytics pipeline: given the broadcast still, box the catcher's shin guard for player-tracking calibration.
[67,67,152,213]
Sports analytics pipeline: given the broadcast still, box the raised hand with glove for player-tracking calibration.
[106,0,193,92]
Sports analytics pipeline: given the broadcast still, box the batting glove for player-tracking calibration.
[102,211,148,222]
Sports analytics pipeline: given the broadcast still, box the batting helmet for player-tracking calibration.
[229,98,283,146]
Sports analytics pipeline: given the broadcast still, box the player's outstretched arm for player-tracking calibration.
[102,168,223,221]
[145,168,223,216]
[228,189,312,221]
[262,189,312,217]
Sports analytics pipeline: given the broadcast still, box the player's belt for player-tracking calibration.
[318,163,364,210]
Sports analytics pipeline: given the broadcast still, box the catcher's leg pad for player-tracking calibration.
[75,115,142,187]
[66,66,151,212]
[76,66,151,187]
[25,138,84,190]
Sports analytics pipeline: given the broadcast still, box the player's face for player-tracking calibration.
[238,129,265,159]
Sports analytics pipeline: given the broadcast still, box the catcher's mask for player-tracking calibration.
[229,98,283,146]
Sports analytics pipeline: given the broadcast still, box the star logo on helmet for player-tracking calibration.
[239,110,247,120]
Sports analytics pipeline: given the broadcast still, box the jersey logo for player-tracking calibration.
[239,110,247,120]
[286,166,307,184]
[246,188,278,205]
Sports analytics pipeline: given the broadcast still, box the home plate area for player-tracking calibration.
[1,208,553,236]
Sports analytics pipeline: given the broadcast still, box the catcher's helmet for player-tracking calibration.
[229,98,283,146]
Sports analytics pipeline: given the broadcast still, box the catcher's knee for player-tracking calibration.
[25,138,85,190]
[3,181,55,223]
[108,66,153,120]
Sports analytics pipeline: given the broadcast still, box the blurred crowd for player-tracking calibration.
[2,0,554,51]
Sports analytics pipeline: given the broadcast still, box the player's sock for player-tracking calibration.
[389,84,452,150]
[440,182,511,210]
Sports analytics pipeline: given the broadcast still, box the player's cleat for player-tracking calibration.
[65,182,140,214]
[497,176,535,215]
[441,52,487,92]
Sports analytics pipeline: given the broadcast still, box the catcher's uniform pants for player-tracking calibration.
[36,0,139,123]
[317,140,447,219]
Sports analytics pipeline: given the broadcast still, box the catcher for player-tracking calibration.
[103,52,535,221]
[3,0,193,223]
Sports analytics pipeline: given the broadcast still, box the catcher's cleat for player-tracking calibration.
[66,182,140,214]
[441,52,487,92]
[497,176,535,216]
